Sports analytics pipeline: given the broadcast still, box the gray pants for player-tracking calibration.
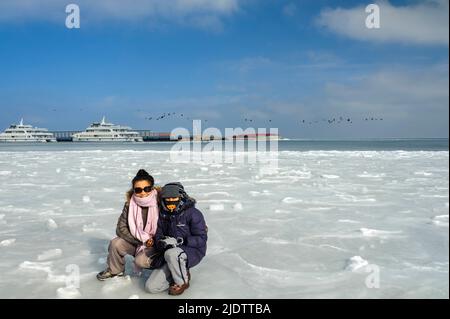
[106,237,155,275]
[145,247,189,294]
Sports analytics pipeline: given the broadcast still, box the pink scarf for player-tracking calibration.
[128,189,159,255]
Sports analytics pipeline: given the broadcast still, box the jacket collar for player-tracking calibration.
[160,197,195,218]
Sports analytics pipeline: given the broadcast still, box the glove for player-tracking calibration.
[158,236,184,250]
[145,238,154,248]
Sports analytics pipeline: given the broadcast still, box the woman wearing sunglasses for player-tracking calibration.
[97,169,159,281]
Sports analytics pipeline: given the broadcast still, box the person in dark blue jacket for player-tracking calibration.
[145,182,208,296]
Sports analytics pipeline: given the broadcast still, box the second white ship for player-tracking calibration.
[72,117,143,142]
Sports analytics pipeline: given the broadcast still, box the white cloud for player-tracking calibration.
[323,64,449,113]
[226,62,449,137]
[317,64,449,136]
[317,0,449,46]
[0,0,240,29]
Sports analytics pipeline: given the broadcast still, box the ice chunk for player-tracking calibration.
[306,207,333,211]
[345,256,369,272]
[357,172,386,178]
[274,209,291,214]
[19,261,53,273]
[37,249,63,261]
[321,174,340,179]
[0,171,12,176]
[290,170,311,178]
[262,237,291,245]
[128,294,140,299]
[46,219,58,230]
[82,223,99,232]
[249,191,271,197]
[209,204,225,211]
[282,197,303,204]
[338,219,361,224]
[56,287,81,299]
[414,171,433,176]
[82,196,90,203]
[432,215,449,227]
[0,238,16,247]
[203,192,231,197]
[233,202,243,211]
[360,228,402,238]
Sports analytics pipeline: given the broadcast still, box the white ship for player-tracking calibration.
[0,119,56,143]
[72,117,143,142]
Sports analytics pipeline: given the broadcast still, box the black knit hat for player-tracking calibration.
[160,182,185,199]
[132,169,154,187]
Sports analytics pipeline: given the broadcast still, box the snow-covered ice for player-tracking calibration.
[0,146,448,298]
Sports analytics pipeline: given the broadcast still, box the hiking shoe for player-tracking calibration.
[96,269,124,281]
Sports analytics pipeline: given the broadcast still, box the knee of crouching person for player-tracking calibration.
[134,254,149,269]
[145,279,166,294]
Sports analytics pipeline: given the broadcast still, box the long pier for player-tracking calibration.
[50,131,267,142]
[51,130,173,142]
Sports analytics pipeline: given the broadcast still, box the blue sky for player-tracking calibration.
[0,0,448,138]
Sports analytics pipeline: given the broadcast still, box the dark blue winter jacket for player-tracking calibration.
[154,198,207,268]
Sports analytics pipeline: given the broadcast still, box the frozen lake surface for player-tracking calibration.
[0,141,448,298]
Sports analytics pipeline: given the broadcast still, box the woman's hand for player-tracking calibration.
[145,238,154,248]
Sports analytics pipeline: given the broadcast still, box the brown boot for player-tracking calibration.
[168,282,190,296]
[169,271,191,296]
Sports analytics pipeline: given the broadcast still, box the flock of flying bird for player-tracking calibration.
[50,108,384,126]
[143,112,207,122]
[142,111,383,126]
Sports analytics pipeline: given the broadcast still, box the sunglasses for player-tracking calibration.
[134,186,153,194]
